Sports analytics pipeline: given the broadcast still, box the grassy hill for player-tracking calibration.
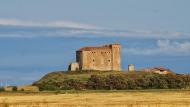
[33,71,190,91]
[35,70,123,83]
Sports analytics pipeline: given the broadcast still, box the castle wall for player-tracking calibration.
[76,44,121,71]
[80,49,112,71]
[76,51,83,70]
[111,44,121,71]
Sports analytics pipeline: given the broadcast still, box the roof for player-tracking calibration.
[154,67,168,71]
[143,67,173,73]
[77,47,111,51]
[77,44,120,51]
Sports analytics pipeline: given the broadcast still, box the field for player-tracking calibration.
[0,90,190,107]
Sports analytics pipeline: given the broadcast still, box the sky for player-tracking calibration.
[0,0,190,85]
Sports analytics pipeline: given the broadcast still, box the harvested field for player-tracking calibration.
[0,90,190,107]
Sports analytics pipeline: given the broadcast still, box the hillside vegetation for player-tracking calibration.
[33,71,190,91]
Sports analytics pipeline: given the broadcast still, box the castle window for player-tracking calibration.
[93,59,95,62]
[108,60,111,62]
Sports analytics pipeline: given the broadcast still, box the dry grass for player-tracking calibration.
[17,85,39,92]
[0,90,190,107]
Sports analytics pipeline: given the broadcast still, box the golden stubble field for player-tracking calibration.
[0,90,190,107]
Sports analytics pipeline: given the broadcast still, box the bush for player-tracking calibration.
[87,74,134,90]
[87,75,107,90]
[0,87,4,92]
[33,72,190,91]
[105,75,128,89]
[34,81,59,91]
[59,79,85,90]
[12,86,17,91]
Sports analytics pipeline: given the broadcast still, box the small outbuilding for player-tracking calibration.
[142,67,173,74]
[4,86,13,92]
[68,62,79,71]
[128,64,135,72]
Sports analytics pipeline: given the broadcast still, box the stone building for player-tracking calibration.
[68,62,79,71]
[142,67,173,74]
[128,64,135,72]
[68,44,121,71]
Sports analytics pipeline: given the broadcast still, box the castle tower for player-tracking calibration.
[110,44,121,71]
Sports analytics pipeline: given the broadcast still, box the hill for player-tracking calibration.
[33,71,190,91]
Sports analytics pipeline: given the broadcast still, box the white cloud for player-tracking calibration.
[124,40,190,56]
[0,18,190,39]
[0,19,43,27]
[0,19,100,30]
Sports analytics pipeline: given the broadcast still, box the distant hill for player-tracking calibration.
[33,71,190,91]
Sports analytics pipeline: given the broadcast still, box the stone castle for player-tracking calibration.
[68,44,121,71]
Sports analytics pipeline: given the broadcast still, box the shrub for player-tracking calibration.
[59,79,85,90]
[33,72,190,90]
[105,75,128,90]
[0,87,4,92]
[87,75,107,90]
[12,86,17,91]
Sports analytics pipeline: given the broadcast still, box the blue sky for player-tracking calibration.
[0,0,190,85]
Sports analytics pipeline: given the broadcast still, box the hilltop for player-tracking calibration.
[33,71,190,91]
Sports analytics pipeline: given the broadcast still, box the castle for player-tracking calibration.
[68,44,121,71]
